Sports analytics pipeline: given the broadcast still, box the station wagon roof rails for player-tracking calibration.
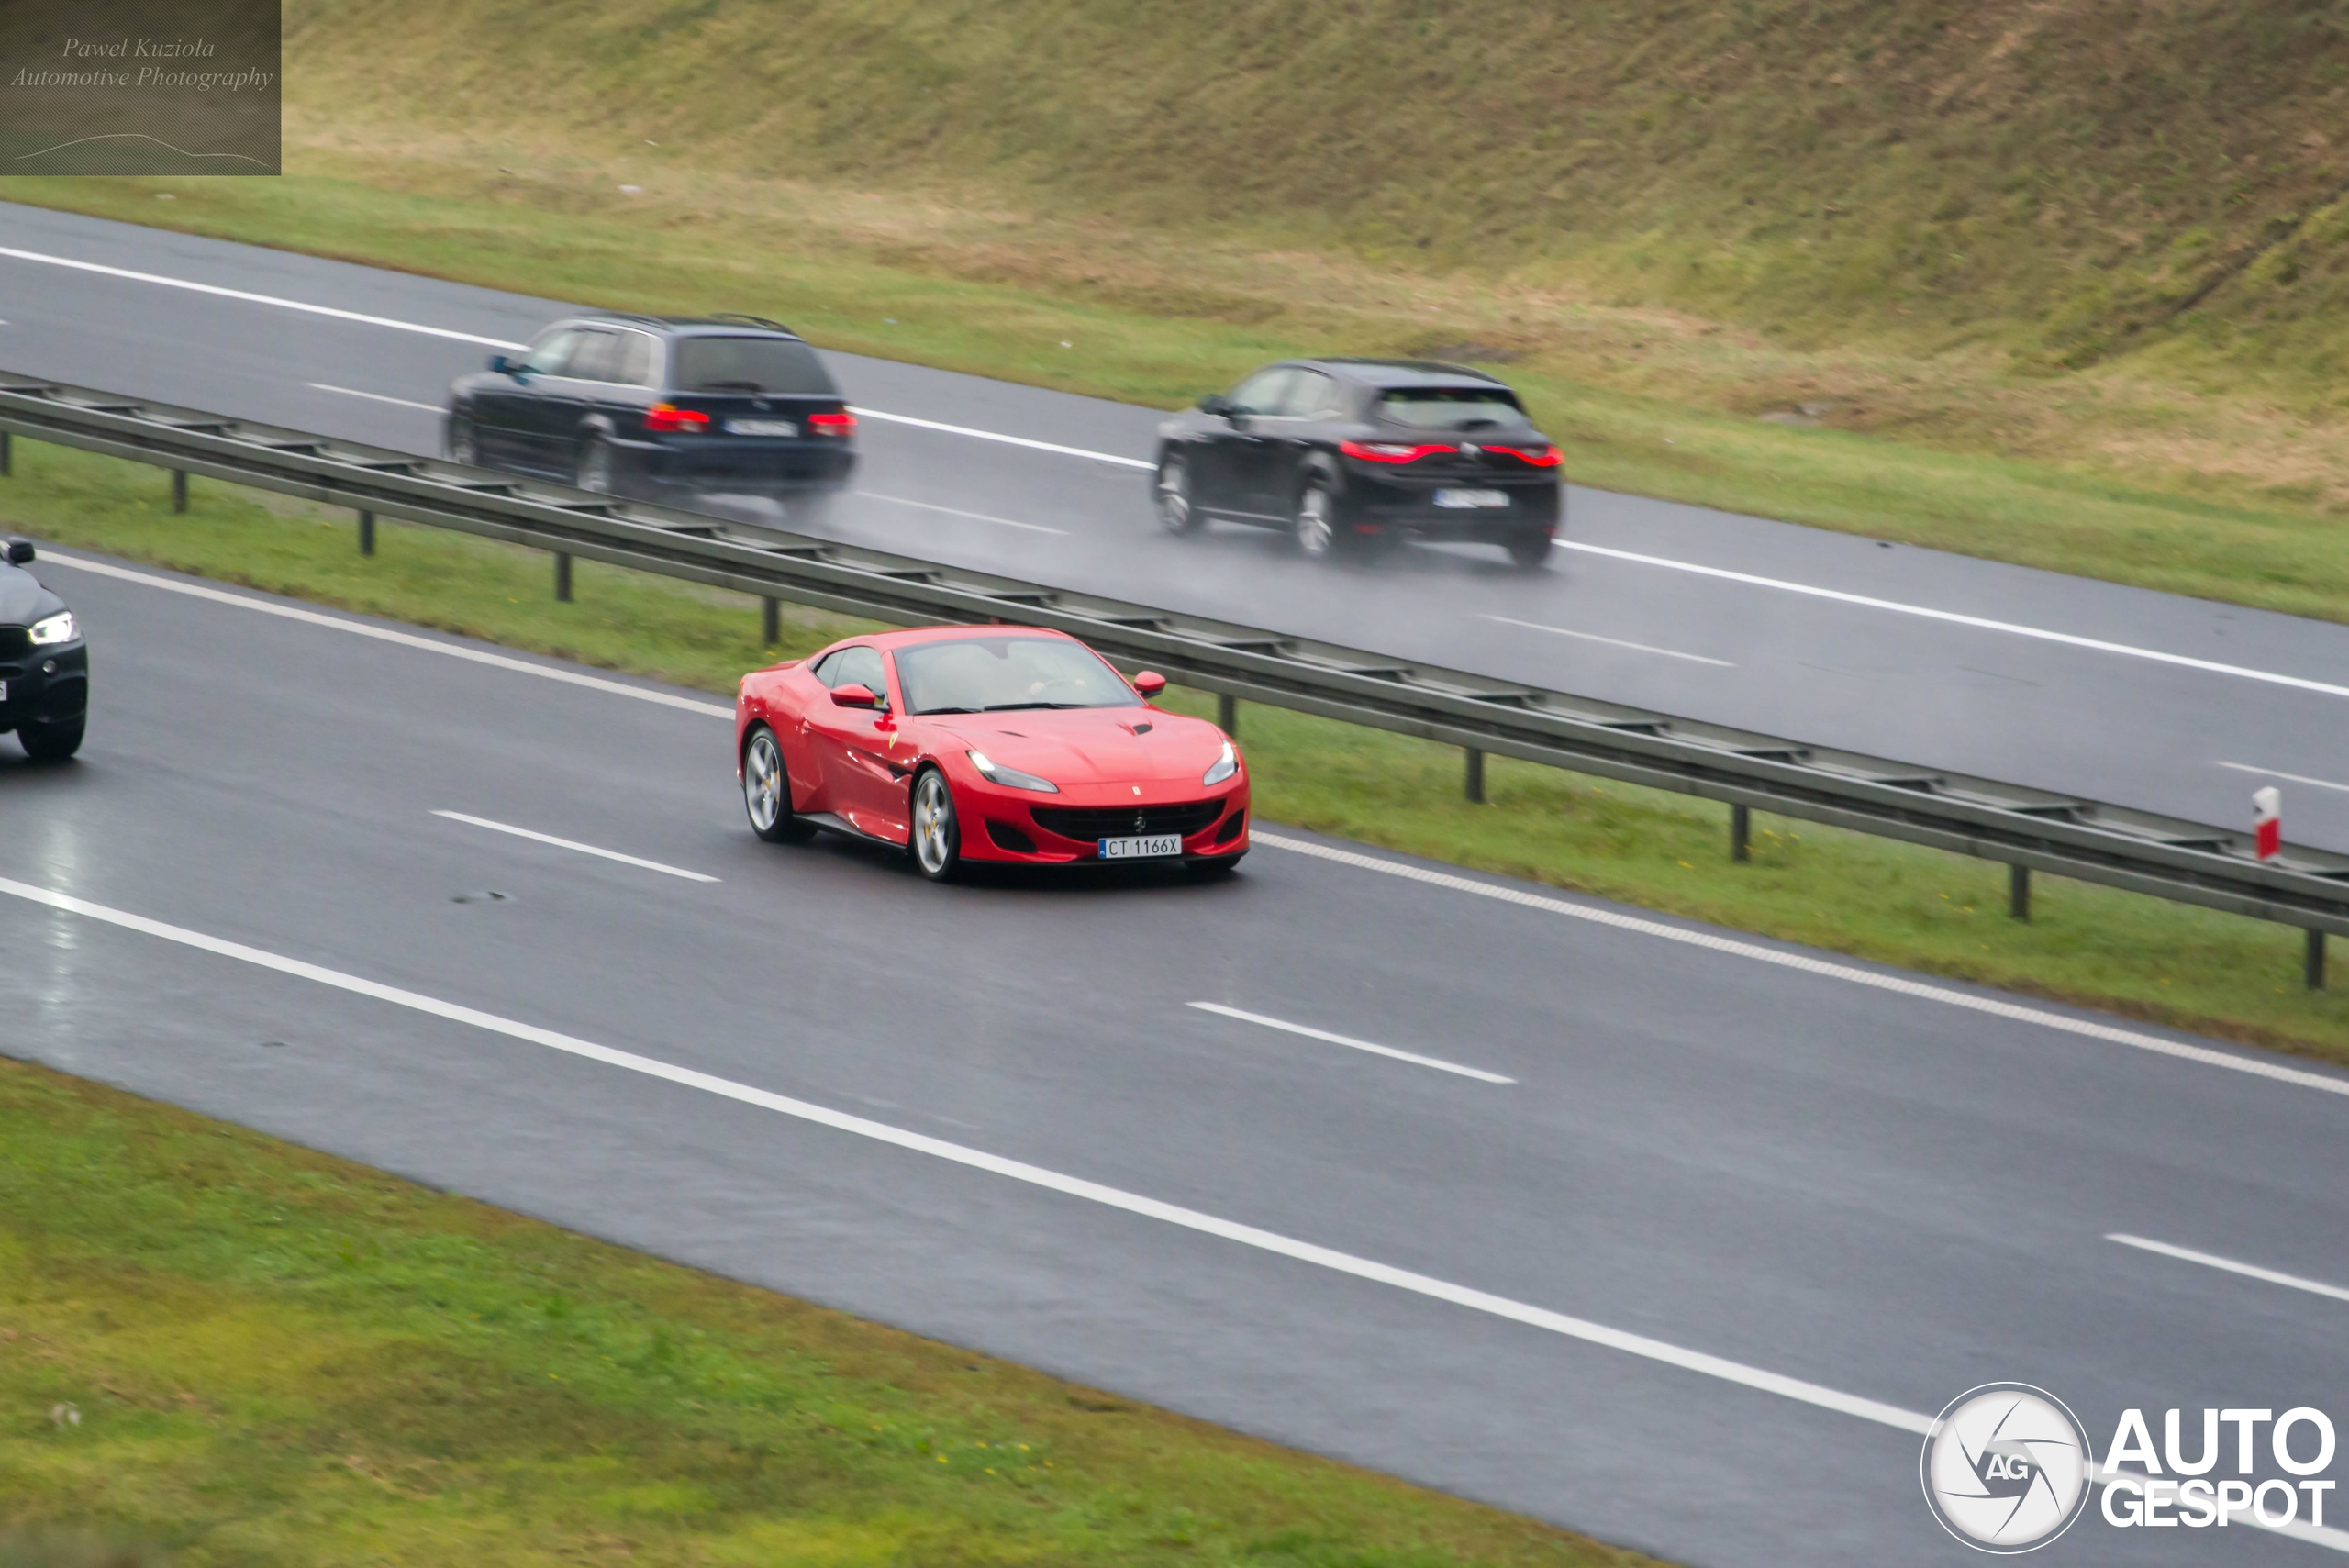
[705,313,795,333]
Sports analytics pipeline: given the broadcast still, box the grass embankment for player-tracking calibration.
[13,2,2349,617]
[6,437,2346,1069]
[0,1055,1662,1568]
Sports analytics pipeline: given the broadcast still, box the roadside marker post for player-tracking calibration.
[2255,786,2282,861]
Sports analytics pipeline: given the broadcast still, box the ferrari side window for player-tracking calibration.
[818,645,889,706]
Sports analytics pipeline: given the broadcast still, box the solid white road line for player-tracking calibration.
[32,551,735,718]
[0,244,1155,471]
[0,244,529,350]
[1187,1001,1515,1084]
[43,546,2349,1106]
[849,406,1154,469]
[2108,1233,2349,1305]
[1480,613,1734,667]
[2217,761,2349,795]
[1556,539,2349,701]
[308,382,444,414]
[431,810,719,883]
[0,873,1928,1438]
[855,491,1068,534]
[1252,833,2349,1101]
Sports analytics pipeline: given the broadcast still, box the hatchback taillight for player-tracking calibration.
[809,411,857,438]
[1495,443,1564,467]
[644,403,709,434]
[1340,439,1456,463]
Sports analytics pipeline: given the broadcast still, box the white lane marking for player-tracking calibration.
[2217,761,2349,795]
[309,382,443,414]
[1252,833,2349,1101]
[1480,613,1734,667]
[1187,1001,1515,1084]
[32,551,734,718]
[0,873,1929,1438]
[0,244,529,350]
[2108,1233,2349,1305]
[431,810,718,883]
[855,490,1067,534]
[849,406,1153,469]
[0,245,1155,471]
[1557,539,2349,701]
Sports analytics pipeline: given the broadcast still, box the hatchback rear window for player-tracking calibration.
[1375,388,1531,431]
[670,337,837,395]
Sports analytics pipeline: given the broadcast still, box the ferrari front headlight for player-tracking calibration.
[967,749,1059,794]
[28,611,76,646]
[1202,740,1238,786]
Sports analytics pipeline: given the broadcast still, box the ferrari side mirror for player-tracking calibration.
[829,683,879,709]
[1132,671,1167,698]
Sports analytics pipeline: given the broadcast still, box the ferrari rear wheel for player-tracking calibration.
[910,767,962,882]
[742,727,814,843]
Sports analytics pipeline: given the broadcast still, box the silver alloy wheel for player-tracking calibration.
[447,417,477,466]
[744,731,784,833]
[1156,458,1195,533]
[578,439,614,495]
[912,770,956,877]
[1294,483,1335,558]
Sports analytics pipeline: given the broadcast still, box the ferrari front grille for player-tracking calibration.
[1030,801,1224,841]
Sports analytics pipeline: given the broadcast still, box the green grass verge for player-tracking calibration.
[11,160,2349,626]
[5,435,2345,1073]
[0,1054,1663,1567]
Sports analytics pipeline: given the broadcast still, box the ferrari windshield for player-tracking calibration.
[896,636,1142,715]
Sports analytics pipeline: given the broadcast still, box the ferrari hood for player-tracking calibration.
[933,707,1228,786]
[0,563,64,628]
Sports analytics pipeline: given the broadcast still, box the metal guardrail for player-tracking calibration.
[6,374,2347,970]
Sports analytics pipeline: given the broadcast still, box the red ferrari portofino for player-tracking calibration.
[734,627,1249,880]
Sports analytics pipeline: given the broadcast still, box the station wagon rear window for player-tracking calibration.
[670,337,836,395]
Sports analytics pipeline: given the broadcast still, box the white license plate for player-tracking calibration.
[726,418,798,437]
[1433,488,1510,509]
[1099,833,1184,861]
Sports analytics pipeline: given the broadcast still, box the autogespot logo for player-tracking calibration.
[1921,1384,2094,1552]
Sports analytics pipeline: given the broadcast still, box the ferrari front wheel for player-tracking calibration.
[910,767,962,882]
[742,726,814,843]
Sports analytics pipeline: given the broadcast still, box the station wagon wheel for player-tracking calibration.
[1156,456,1200,534]
[1507,532,1553,570]
[576,436,615,495]
[910,767,962,882]
[1293,479,1336,559]
[742,726,814,843]
[445,414,478,467]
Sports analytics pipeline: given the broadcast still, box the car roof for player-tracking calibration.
[567,313,807,341]
[1290,357,1511,390]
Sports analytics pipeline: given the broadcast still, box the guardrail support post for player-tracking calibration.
[1218,693,1237,736]
[553,550,573,603]
[2009,864,2031,921]
[170,469,188,514]
[1731,803,1751,862]
[0,431,11,477]
[1464,747,1486,804]
[762,595,780,648]
[2308,929,2327,990]
[357,510,374,556]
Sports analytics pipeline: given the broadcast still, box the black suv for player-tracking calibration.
[0,536,87,762]
[1153,359,1563,567]
[444,315,856,508]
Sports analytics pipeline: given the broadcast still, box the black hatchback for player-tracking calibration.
[0,537,87,762]
[444,315,856,509]
[1152,359,1563,567]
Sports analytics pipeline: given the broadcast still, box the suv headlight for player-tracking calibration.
[1203,740,1238,786]
[28,611,76,646]
[967,749,1058,794]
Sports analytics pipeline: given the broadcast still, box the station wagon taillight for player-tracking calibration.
[1339,439,1457,463]
[644,403,710,433]
[808,411,857,437]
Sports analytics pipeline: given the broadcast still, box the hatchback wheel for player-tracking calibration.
[1156,457,1201,534]
[910,767,962,882]
[576,437,616,495]
[1294,480,1338,559]
[742,727,814,842]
